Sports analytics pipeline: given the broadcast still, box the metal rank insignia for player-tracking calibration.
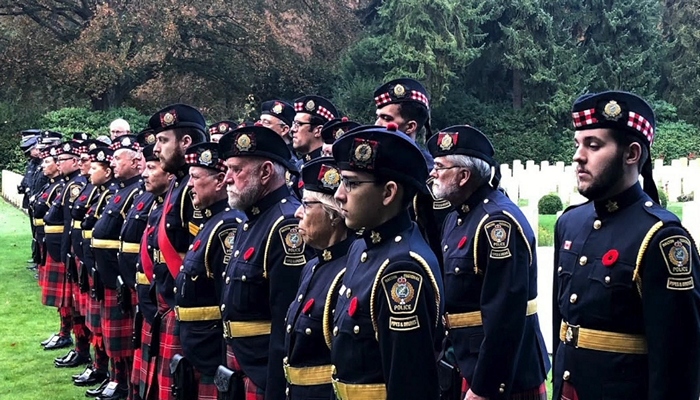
[438,132,458,151]
[160,110,177,127]
[322,249,332,261]
[199,149,213,165]
[272,102,284,114]
[96,151,105,161]
[305,100,316,112]
[602,100,622,120]
[235,133,253,152]
[393,84,406,97]
[350,138,378,169]
[319,164,340,190]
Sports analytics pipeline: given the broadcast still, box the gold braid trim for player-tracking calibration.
[473,214,490,273]
[634,221,664,297]
[502,210,533,266]
[409,251,441,328]
[204,220,225,279]
[323,267,346,350]
[370,258,392,341]
[119,187,139,219]
[263,216,286,279]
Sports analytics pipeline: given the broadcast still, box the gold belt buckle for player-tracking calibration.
[564,323,580,347]
[222,321,230,339]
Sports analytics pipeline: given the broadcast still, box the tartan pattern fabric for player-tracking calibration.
[73,316,91,357]
[374,90,430,108]
[226,346,265,400]
[86,273,102,334]
[184,153,226,172]
[316,106,336,121]
[294,102,304,112]
[560,382,579,400]
[93,341,110,372]
[628,111,655,145]
[41,253,68,307]
[157,310,180,400]
[572,108,598,128]
[196,372,218,400]
[101,288,135,359]
[139,320,159,400]
[133,319,153,400]
[59,309,73,337]
[461,378,547,400]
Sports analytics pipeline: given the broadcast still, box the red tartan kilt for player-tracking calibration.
[157,310,181,400]
[134,319,153,396]
[41,253,69,307]
[226,345,265,400]
[461,377,547,400]
[196,376,218,400]
[100,288,135,359]
[86,284,102,334]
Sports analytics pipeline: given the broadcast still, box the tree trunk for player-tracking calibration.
[512,68,523,110]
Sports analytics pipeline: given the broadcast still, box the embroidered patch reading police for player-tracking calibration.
[484,220,512,259]
[660,235,694,290]
[219,228,237,265]
[279,224,307,266]
[381,271,422,331]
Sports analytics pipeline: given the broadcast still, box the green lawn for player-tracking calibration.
[0,199,87,399]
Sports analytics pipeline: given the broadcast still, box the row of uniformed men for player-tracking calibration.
[27,79,700,400]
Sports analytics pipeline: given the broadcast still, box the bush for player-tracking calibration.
[39,107,150,137]
[658,186,668,208]
[538,193,563,215]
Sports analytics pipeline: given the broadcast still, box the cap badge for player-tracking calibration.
[236,134,252,152]
[122,137,131,147]
[97,151,105,161]
[199,149,213,165]
[438,132,457,151]
[89,143,97,151]
[49,147,57,156]
[146,134,156,144]
[319,165,341,190]
[334,128,345,140]
[272,102,284,114]
[305,100,316,112]
[218,123,229,133]
[63,143,71,151]
[393,84,406,97]
[603,100,622,120]
[161,110,177,127]
[350,138,378,169]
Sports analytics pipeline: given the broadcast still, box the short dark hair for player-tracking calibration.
[374,175,418,209]
[309,115,327,128]
[397,102,430,139]
[612,129,649,173]
[174,127,204,142]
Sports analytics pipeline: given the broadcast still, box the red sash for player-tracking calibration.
[140,226,155,283]
[157,184,184,278]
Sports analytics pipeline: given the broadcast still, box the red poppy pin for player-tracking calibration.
[114,195,121,204]
[79,195,87,201]
[348,297,358,317]
[602,249,619,267]
[298,180,304,189]
[136,202,144,211]
[302,298,315,314]
[41,193,48,199]
[166,203,173,213]
[192,240,201,251]
[458,236,467,249]
[244,247,255,261]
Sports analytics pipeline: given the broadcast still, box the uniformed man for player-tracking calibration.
[292,95,339,163]
[283,157,353,399]
[260,100,295,154]
[172,142,243,400]
[427,126,550,400]
[329,123,444,400]
[18,129,43,269]
[110,119,131,140]
[133,140,172,400]
[552,91,700,400]
[73,146,118,395]
[319,118,360,157]
[91,134,143,400]
[149,104,209,400]
[208,121,237,144]
[373,78,451,269]
[217,124,313,399]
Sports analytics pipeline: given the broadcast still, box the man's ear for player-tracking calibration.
[625,142,643,166]
[404,120,419,136]
[382,181,400,206]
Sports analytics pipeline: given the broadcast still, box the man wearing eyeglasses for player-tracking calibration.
[427,126,550,400]
[291,95,339,164]
[329,123,444,400]
[109,118,131,140]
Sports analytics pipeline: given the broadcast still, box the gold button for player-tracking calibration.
[243,224,249,231]
[360,252,367,262]
[457,218,463,226]
[346,289,352,298]
[298,294,303,302]
[220,304,226,311]
[563,370,571,381]
[394,236,402,243]
[604,276,611,284]
[579,256,588,265]
[333,326,339,336]
[286,324,291,333]
[226,277,230,284]
[593,220,602,229]
[443,245,449,252]
[570,294,578,303]
[557,266,562,273]
[305,328,312,335]
[353,325,360,334]
[454,267,460,273]
[242,275,247,282]
[234,250,240,257]
[645,201,653,207]
[173,287,177,293]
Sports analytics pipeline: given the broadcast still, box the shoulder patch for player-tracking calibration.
[278,224,307,266]
[219,227,237,265]
[660,235,694,290]
[69,184,81,202]
[484,219,512,259]
[381,270,422,331]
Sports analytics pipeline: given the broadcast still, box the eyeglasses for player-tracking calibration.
[301,200,322,212]
[291,121,313,129]
[57,157,77,163]
[433,164,462,172]
[259,120,286,128]
[340,176,376,193]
